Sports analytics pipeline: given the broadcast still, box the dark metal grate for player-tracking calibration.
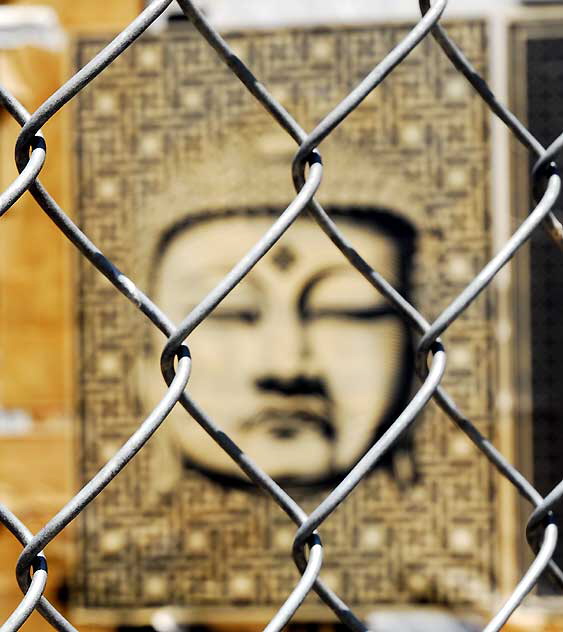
[526,35,563,594]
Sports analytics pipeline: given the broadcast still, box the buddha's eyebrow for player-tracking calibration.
[296,266,363,308]
[297,266,343,312]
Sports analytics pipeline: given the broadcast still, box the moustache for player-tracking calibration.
[255,375,329,398]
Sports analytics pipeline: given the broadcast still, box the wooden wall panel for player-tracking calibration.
[0,47,71,419]
[0,2,142,629]
[5,0,143,32]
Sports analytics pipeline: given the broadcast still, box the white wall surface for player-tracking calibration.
[189,0,521,29]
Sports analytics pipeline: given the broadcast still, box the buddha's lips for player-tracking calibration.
[239,406,335,440]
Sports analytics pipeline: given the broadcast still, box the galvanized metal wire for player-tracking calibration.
[1,0,563,630]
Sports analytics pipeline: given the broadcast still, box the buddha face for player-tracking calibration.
[143,209,415,489]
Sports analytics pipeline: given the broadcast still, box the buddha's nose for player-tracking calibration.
[260,306,312,382]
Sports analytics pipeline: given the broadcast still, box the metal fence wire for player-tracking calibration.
[1,0,563,630]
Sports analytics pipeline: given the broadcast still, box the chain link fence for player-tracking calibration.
[1,0,562,630]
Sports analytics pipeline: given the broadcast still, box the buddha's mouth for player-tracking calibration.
[239,406,335,441]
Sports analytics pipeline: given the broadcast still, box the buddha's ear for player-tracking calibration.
[134,328,183,500]
[150,422,183,498]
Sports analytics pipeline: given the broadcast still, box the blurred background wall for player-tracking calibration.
[0,5,141,631]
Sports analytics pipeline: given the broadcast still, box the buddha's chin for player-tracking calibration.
[189,428,336,483]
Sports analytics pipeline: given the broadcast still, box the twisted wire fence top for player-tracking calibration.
[0,1,562,631]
